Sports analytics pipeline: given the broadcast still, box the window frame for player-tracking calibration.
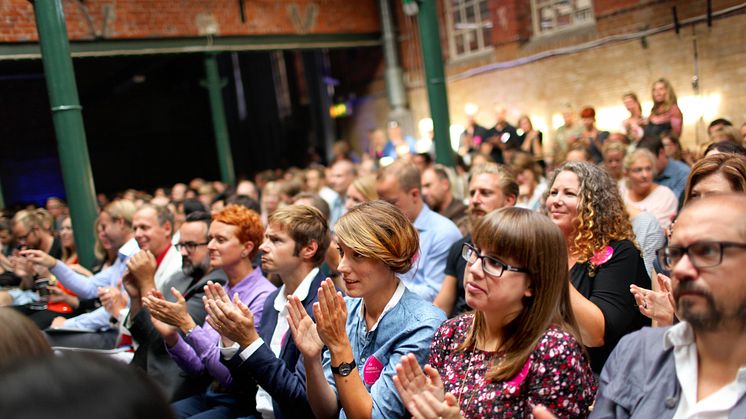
[444,0,494,62]
[530,0,595,38]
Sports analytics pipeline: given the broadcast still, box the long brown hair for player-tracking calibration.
[457,208,580,381]
[651,78,678,115]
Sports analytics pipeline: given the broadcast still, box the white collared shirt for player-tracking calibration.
[666,322,746,419]
[223,267,319,419]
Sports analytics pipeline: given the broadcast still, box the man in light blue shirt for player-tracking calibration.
[377,160,462,301]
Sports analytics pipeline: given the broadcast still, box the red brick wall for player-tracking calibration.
[0,0,380,42]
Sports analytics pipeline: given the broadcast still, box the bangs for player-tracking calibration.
[472,208,536,271]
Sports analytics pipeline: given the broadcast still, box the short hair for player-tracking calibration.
[566,143,592,161]
[137,203,174,232]
[427,164,451,184]
[624,148,658,177]
[579,107,595,119]
[462,208,578,381]
[0,308,52,370]
[268,205,330,266]
[637,135,664,156]
[704,141,746,157]
[212,205,264,260]
[349,175,379,202]
[469,163,519,199]
[602,140,627,158]
[710,125,741,144]
[11,209,44,232]
[0,352,174,419]
[335,201,419,274]
[279,178,304,199]
[182,199,207,216]
[684,153,746,203]
[225,194,261,214]
[545,161,636,266]
[708,118,733,130]
[185,210,212,227]
[103,200,137,228]
[291,192,331,221]
[378,160,421,192]
[510,151,543,182]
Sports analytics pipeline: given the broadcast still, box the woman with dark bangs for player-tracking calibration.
[393,208,596,418]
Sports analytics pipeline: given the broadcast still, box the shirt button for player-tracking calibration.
[664,397,677,409]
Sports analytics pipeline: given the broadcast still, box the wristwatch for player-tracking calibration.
[331,360,357,376]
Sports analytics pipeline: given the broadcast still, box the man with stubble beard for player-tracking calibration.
[124,211,228,401]
[433,163,518,317]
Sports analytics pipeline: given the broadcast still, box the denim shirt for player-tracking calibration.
[323,282,446,419]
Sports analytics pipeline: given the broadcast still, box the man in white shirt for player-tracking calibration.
[207,204,331,419]
[592,194,746,418]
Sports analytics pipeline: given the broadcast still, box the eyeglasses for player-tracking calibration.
[461,243,529,278]
[15,228,36,243]
[656,241,746,270]
[174,241,209,253]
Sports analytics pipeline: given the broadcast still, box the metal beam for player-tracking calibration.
[33,0,98,269]
[202,53,236,186]
[416,1,454,167]
[0,33,381,60]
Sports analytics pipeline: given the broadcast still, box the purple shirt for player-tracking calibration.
[166,268,275,387]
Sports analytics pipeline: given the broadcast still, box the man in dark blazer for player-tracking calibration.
[207,205,331,419]
[124,211,227,401]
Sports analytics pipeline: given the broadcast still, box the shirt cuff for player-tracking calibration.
[239,338,265,361]
[220,341,240,360]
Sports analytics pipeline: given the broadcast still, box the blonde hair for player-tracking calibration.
[268,204,331,266]
[624,148,658,177]
[334,201,418,274]
[350,175,379,202]
[651,78,678,115]
[103,200,137,228]
[458,208,580,381]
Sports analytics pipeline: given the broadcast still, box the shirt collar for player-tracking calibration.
[118,238,140,261]
[274,267,319,311]
[357,280,406,332]
[413,203,430,231]
[663,321,695,350]
[154,243,172,267]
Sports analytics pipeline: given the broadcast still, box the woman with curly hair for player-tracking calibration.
[545,161,650,374]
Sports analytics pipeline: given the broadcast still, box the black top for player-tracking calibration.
[485,123,519,163]
[444,235,472,317]
[570,239,651,374]
[48,237,62,260]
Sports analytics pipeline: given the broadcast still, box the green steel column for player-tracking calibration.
[416,0,454,167]
[33,0,97,269]
[203,53,236,186]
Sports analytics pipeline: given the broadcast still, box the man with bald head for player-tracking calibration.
[592,194,746,417]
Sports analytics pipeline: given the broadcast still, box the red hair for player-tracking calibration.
[212,205,264,259]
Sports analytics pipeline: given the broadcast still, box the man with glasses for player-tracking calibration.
[592,194,746,417]
[124,211,227,401]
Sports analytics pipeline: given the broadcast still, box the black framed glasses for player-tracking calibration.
[461,243,529,278]
[174,241,209,253]
[656,241,746,270]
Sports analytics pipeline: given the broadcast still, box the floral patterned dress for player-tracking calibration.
[428,314,597,418]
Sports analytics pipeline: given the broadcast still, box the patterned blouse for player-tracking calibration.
[428,314,597,418]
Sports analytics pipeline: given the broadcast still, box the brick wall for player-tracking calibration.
[0,0,379,42]
[384,0,746,150]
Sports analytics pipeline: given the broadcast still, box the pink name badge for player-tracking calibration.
[363,356,384,385]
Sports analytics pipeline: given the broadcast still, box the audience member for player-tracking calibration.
[434,163,518,317]
[621,92,644,143]
[578,106,609,164]
[287,201,446,418]
[644,78,683,138]
[601,140,626,182]
[593,195,746,417]
[394,208,596,417]
[421,165,468,234]
[343,174,378,212]
[327,159,356,227]
[517,115,544,167]
[208,205,331,419]
[0,307,52,370]
[545,161,650,374]
[377,160,461,301]
[638,135,691,199]
[511,151,547,212]
[620,148,678,230]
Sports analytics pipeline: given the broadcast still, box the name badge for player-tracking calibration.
[363,355,384,385]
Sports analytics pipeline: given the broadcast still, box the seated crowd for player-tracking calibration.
[3,77,746,418]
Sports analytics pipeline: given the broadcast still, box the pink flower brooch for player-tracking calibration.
[588,245,614,277]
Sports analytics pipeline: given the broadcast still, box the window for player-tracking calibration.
[446,0,493,60]
[532,0,594,37]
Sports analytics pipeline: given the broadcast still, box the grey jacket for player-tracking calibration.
[591,326,746,418]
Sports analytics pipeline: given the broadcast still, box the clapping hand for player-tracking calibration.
[287,294,324,359]
[203,281,260,348]
[313,278,349,352]
[143,288,195,333]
